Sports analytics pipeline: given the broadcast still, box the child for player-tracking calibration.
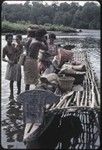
[2,33,21,98]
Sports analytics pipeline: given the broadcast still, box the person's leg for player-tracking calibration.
[17,79,21,95]
[9,80,14,98]
[25,84,30,91]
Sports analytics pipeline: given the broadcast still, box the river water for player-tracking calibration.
[1,29,100,149]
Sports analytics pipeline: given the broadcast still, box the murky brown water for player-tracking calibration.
[1,30,100,149]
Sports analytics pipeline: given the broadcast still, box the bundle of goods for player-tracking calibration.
[55,48,74,67]
[41,73,59,86]
[59,62,86,84]
[71,61,86,72]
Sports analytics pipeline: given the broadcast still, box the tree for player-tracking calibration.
[38,15,51,24]
[59,2,70,12]
[62,12,72,26]
[69,2,79,14]
[53,11,63,25]
[71,9,82,28]
[1,1,100,29]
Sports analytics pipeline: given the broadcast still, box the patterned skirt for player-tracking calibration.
[5,63,21,81]
[23,56,39,85]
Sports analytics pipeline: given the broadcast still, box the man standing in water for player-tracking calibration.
[15,34,23,94]
[2,33,21,99]
[24,28,48,90]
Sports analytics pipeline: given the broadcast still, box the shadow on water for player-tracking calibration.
[1,98,25,149]
[26,113,83,149]
[26,114,60,149]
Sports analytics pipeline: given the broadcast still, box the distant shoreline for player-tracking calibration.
[2,21,80,34]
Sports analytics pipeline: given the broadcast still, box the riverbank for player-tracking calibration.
[2,21,78,34]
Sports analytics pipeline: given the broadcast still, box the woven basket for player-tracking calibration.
[58,76,75,91]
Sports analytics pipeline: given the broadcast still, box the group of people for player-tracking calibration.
[2,27,58,99]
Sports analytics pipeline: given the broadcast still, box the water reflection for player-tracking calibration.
[2,99,25,148]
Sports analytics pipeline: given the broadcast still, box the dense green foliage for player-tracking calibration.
[2,21,78,34]
[2,21,29,34]
[1,1,100,29]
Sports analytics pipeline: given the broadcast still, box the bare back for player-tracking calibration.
[28,39,48,59]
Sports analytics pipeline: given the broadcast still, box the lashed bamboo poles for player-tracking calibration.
[46,50,100,149]
[90,69,100,106]
[83,53,93,107]
[76,91,81,106]
[80,91,85,106]
[84,80,88,106]
[21,50,100,149]
[48,50,100,111]
[80,52,100,148]
[78,51,99,108]
[85,63,93,107]
[64,94,74,108]
[87,73,92,106]
[49,91,74,110]
[76,51,87,106]
[84,51,100,107]
[88,68,99,107]
[74,51,88,107]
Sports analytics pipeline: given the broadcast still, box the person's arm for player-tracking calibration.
[42,36,48,47]
[38,42,48,51]
[19,44,23,55]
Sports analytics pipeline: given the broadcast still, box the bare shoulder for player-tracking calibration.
[30,40,41,48]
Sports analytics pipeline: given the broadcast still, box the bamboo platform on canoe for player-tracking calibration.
[18,50,100,149]
[49,50,100,110]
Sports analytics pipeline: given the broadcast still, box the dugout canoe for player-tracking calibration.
[17,50,100,149]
